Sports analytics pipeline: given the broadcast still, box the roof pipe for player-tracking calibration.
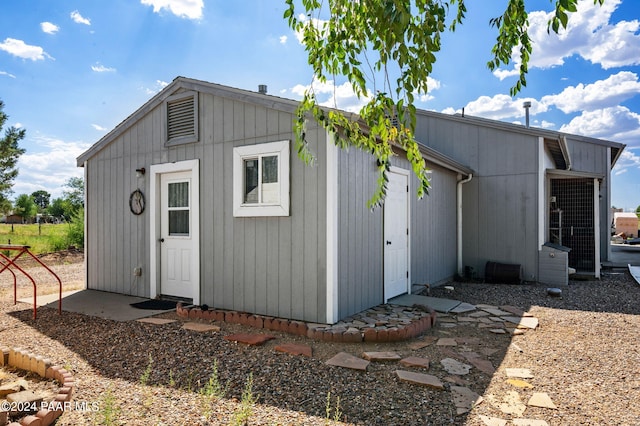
[457,173,473,277]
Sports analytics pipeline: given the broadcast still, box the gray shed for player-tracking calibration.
[77,77,472,324]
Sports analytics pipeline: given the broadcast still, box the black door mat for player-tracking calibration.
[130,299,177,310]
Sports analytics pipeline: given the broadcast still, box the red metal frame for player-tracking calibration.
[0,245,62,319]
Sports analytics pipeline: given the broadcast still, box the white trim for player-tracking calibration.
[233,140,290,217]
[149,159,200,304]
[594,178,601,279]
[325,132,339,324]
[538,137,546,250]
[83,161,88,290]
[606,147,612,262]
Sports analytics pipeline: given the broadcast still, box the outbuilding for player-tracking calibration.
[77,76,625,323]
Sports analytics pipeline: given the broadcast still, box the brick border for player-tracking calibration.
[0,347,75,426]
[176,303,437,343]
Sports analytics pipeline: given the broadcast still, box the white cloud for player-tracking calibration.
[15,136,90,199]
[91,124,108,131]
[560,106,640,146]
[291,80,371,113]
[0,71,16,79]
[0,38,53,61]
[463,94,547,120]
[41,22,59,34]
[293,13,328,44]
[91,63,116,73]
[70,10,91,25]
[279,35,288,44]
[143,80,169,95]
[140,0,204,20]
[542,71,640,113]
[612,149,640,177]
[492,0,640,78]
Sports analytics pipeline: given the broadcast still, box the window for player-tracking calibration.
[168,181,190,236]
[233,140,290,217]
[164,91,199,146]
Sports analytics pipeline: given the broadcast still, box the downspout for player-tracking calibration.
[457,173,473,276]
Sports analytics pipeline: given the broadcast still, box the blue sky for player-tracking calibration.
[0,0,639,211]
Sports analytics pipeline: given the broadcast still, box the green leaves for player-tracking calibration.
[286,0,601,206]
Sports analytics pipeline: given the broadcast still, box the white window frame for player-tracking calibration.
[233,140,290,217]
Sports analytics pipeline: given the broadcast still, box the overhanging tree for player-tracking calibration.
[285,0,604,207]
[0,99,26,203]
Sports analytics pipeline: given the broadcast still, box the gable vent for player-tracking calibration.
[167,96,196,140]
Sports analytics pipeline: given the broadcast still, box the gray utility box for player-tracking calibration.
[538,242,571,287]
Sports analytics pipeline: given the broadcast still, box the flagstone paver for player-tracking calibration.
[507,378,534,388]
[182,322,221,332]
[441,358,472,375]
[436,337,458,346]
[399,356,430,369]
[512,419,550,426]
[395,370,444,390]
[478,415,508,426]
[274,343,312,357]
[467,357,496,374]
[486,391,527,416]
[527,392,557,409]
[136,318,177,325]
[362,351,401,361]
[489,328,507,334]
[326,352,369,371]
[503,316,539,329]
[223,333,274,345]
[505,368,534,379]
[450,386,483,415]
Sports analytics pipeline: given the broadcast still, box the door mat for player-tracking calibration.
[130,299,178,310]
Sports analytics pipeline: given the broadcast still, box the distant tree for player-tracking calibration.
[0,99,26,200]
[31,190,51,212]
[47,197,72,221]
[636,205,640,218]
[0,196,11,217]
[14,194,37,222]
[62,177,84,212]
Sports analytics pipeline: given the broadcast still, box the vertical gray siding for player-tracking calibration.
[84,89,328,323]
[337,148,383,319]
[415,114,541,280]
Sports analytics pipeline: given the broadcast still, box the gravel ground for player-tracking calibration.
[1,255,639,425]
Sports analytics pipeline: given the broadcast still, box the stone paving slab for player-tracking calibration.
[478,415,507,426]
[506,368,534,379]
[136,318,177,325]
[182,322,221,332]
[399,356,430,369]
[451,386,483,415]
[441,358,472,375]
[502,316,539,329]
[629,265,640,284]
[326,352,369,371]
[362,351,401,361]
[395,370,444,389]
[389,294,461,313]
[436,337,457,346]
[223,333,274,345]
[274,343,312,357]
[527,392,557,409]
[507,379,534,388]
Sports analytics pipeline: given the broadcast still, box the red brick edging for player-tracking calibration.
[0,347,75,426]
[176,303,437,343]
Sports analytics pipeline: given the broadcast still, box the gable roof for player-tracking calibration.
[78,76,625,173]
[415,109,626,169]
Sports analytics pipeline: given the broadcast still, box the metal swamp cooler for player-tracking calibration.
[485,261,523,284]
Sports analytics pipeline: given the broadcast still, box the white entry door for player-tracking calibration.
[160,171,194,299]
[384,168,410,301]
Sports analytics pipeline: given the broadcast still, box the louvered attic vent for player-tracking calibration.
[165,91,198,146]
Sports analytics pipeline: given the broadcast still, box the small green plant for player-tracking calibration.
[168,369,176,388]
[139,353,153,386]
[231,373,257,426]
[199,359,228,420]
[96,385,120,425]
[325,391,343,425]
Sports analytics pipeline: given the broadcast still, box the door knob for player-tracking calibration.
[386,240,392,245]
[159,238,165,243]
